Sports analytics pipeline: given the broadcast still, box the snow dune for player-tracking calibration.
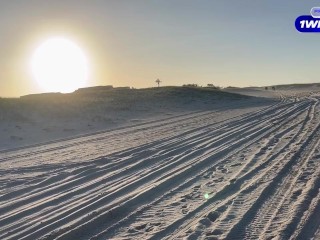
[0,86,268,151]
[1,86,320,239]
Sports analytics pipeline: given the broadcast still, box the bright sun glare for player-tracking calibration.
[31,37,88,93]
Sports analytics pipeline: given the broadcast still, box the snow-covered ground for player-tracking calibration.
[1,86,320,239]
[0,87,269,151]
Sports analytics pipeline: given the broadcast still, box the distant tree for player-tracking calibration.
[265,87,268,90]
[183,84,198,87]
[206,84,221,90]
[272,86,276,91]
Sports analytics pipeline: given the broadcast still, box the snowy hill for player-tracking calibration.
[0,86,270,150]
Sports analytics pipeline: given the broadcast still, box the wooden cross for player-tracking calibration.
[156,79,161,87]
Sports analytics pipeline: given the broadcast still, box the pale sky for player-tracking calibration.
[0,1,319,97]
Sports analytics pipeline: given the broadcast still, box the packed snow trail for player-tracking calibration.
[1,93,320,239]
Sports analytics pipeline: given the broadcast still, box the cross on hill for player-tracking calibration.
[156,79,161,87]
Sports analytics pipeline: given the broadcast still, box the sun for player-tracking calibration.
[31,37,88,93]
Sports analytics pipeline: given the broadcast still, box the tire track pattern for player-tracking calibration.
[1,93,320,240]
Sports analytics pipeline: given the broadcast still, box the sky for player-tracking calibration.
[0,1,319,97]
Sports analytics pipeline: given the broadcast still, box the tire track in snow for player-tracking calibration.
[1,95,318,240]
[96,104,309,240]
[149,99,318,239]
